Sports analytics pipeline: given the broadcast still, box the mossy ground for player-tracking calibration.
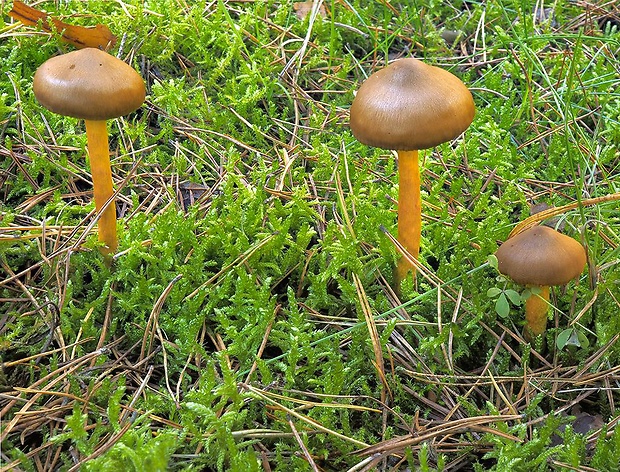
[1,1,620,470]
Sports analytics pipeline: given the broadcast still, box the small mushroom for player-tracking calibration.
[350,58,475,283]
[33,48,146,257]
[495,225,586,340]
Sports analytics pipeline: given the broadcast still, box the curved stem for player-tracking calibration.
[85,119,117,257]
[395,149,421,284]
[524,285,550,340]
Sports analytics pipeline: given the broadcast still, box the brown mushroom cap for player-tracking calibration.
[349,58,475,150]
[495,226,586,286]
[33,48,145,121]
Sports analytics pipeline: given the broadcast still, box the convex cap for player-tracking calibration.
[495,226,586,286]
[33,48,145,121]
[349,58,475,151]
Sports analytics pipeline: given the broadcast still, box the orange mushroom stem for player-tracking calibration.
[523,285,550,340]
[85,120,116,255]
[395,150,421,281]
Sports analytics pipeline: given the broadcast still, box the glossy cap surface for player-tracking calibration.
[33,48,145,121]
[495,226,586,286]
[349,58,475,150]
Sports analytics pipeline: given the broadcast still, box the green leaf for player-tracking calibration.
[488,254,499,270]
[505,289,522,306]
[557,328,589,350]
[495,293,510,318]
[556,328,574,350]
[529,286,542,296]
[577,330,590,348]
[487,287,502,298]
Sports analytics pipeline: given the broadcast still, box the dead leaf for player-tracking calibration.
[177,181,211,211]
[9,1,117,50]
[293,2,327,21]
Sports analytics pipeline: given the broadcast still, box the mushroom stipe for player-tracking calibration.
[524,286,551,338]
[85,120,116,256]
[396,150,421,283]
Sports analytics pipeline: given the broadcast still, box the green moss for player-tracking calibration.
[1,0,620,469]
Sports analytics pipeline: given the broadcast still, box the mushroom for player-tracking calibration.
[349,58,475,283]
[495,225,587,340]
[33,48,146,257]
